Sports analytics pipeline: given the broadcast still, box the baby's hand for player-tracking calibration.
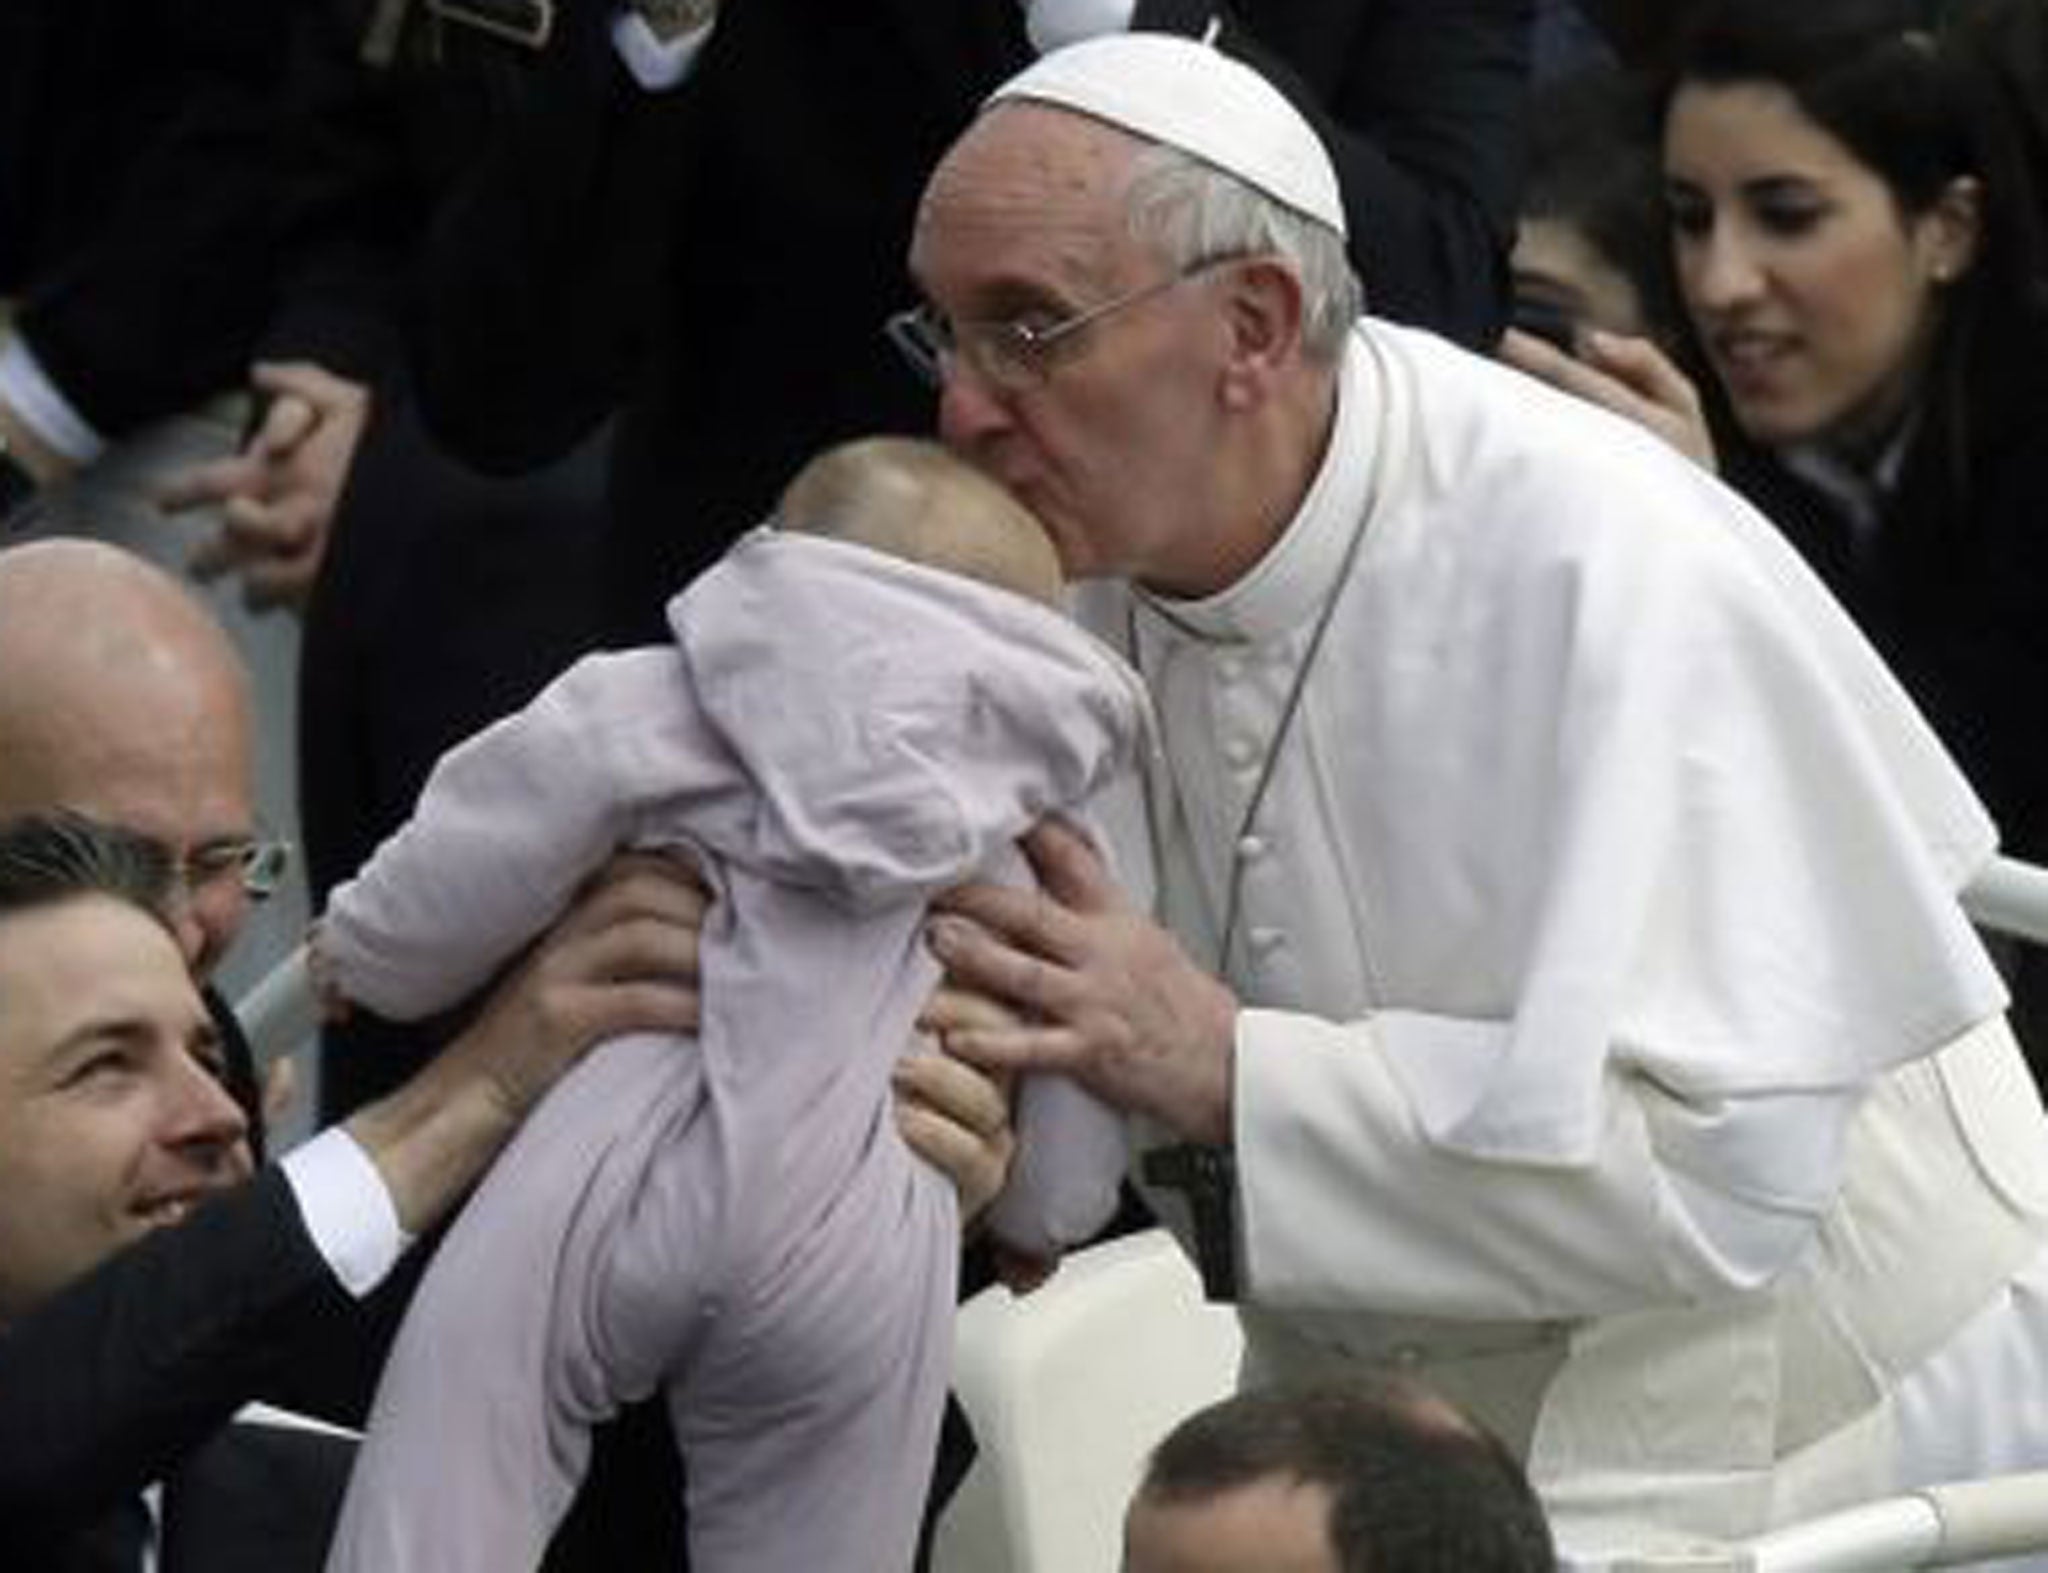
[305,922,354,1024]
[893,1042,1016,1226]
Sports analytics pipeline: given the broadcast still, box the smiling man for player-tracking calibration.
[0,817,250,1325]
[0,813,324,1571]
[0,805,699,1570]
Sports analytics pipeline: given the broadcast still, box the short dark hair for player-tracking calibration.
[0,812,174,928]
[1138,1378,1555,1573]
[1522,63,1683,343]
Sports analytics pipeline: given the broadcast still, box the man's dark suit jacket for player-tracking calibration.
[157,1419,355,1573]
[0,1176,374,1535]
[0,0,288,439]
[405,0,1534,643]
[15,1420,354,1573]
[0,1173,374,1569]
[0,1163,681,1571]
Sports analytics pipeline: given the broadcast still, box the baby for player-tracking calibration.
[317,437,1148,1572]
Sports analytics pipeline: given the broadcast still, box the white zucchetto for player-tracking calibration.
[986,31,1347,237]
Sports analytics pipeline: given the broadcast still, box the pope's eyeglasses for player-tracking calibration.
[885,256,1233,393]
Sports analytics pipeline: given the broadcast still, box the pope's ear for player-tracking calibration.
[1217,256,1306,409]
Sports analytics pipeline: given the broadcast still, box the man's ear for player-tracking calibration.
[1217,257,1306,410]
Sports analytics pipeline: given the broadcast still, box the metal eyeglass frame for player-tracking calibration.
[883,255,1235,393]
[176,836,294,903]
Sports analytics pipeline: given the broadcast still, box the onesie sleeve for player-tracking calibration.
[317,646,734,1018]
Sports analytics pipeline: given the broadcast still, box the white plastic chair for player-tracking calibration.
[1610,1471,2048,1570]
[931,1228,1243,1573]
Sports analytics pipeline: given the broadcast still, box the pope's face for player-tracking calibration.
[1123,1479,1338,1573]
[0,896,251,1321]
[910,105,1235,596]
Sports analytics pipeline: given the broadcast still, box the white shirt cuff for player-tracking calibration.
[1024,0,1139,54]
[0,335,107,464]
[609,7,717,91]
[279,1128,412,1299]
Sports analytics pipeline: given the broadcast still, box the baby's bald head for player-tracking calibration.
[776,437,1063,606]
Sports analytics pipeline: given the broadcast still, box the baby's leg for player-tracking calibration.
[324,1033,701,1573]
[668,1147,958,1573]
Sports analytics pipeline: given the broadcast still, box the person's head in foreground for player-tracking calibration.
[0,538,272,981]
[1658,0,2043,460]
[901,32,1360,601]
[1124,1378,1556,1573]
[775,434,1064,606]
[0,812,252,1323]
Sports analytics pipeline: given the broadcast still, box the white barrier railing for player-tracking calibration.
[1964,855,2048,949]
[235,942,317,1070]
[1612,1469,2048,1570]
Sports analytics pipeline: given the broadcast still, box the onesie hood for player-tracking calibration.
[667,529,1149,907]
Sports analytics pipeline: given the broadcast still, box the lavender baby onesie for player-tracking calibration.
[318,531,1146,1572]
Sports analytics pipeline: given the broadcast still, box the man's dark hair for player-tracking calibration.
[1522,64,1684,343]
[0,811,265,1159]
[0,811,173,927]
[1138,1378,1555,1572]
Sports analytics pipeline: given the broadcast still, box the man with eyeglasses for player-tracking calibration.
[0,536,282,1133]
[917,34,2048,1563]
[0,541,703,1569]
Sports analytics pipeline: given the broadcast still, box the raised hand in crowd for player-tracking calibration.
[1499,325,1719,471]
[157,360,370,612]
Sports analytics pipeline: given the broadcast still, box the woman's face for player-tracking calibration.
[1663,80,1974,452]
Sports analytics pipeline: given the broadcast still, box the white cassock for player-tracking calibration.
[1078,320,2048,1567]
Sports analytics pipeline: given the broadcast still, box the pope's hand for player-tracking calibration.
[927,817,1238,1146]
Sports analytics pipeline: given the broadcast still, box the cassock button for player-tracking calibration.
[1215,654,1246,685]
[1248,927,1286,956]
[1224,736,1259,770]
[1236,834,1268,863]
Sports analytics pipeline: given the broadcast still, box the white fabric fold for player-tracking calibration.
[1109,321,2002,1176]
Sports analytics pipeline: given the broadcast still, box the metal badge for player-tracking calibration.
[425,0,555,50]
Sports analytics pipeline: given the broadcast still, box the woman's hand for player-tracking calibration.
[1500,326,1719,473]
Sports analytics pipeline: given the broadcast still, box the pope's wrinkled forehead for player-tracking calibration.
[911,103,1145,289]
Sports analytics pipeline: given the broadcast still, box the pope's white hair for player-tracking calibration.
[1121,142,1363,364]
